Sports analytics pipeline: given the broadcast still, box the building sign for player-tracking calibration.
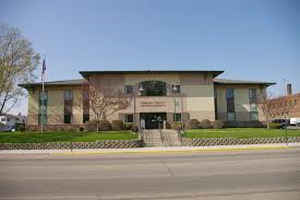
[140,101,166,107]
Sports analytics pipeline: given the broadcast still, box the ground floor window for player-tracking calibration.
[173,113,181,122]
[83,114,89,123]
[250,112,258,121]
[227,112,236,121]
[64,114,72,124]
[125,114,133,123]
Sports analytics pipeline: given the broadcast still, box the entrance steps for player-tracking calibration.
[142,129,182,147]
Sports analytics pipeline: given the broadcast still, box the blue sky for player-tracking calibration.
[1,0,299,114]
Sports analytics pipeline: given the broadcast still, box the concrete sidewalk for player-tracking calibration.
[0,143,300,155]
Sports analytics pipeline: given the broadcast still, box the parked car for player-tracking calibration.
[290,118,300,127]
[0,125,16,132]
[271,119,290,129]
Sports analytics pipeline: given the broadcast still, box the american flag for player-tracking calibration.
[41,59,46,81]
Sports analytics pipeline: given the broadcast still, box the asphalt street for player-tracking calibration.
[0,148,300,200]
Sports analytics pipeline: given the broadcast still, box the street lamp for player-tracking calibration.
[172,85,178,122]
[133,84,144,130]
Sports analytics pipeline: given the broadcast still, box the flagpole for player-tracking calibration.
[41,56,46,134]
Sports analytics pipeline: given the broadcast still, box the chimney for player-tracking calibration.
[287,83,292,95]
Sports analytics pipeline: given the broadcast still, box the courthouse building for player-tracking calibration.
[20,70,275,130]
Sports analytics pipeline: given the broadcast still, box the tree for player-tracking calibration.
[258,91,297,129]
[83,79,131,132]
[0,24,40,114]
[257,91,276,129]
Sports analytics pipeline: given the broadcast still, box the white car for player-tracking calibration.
[290,118,300,127]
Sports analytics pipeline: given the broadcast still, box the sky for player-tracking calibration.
[1,0,299,115]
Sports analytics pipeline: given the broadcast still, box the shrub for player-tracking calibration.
[171,121,182,130]
[16,123,26,132]
[112,120,124,131]
[200,119,212,129]
[85,119,112,131]
[186,119,200,129]
[99,120,112,131]
[165,121,171,129]
[124,122,133,130]
[85,120,97,131]
[269,122,281,129]
[212,120,224,129]
[131,125,138,132]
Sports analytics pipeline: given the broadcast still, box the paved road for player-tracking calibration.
[0,148,300,200]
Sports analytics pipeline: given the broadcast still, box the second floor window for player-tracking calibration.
[64,90,73,124]
[140,80,167,96]
[172,85,181,94]
[125,85,133,94]
[226,88,235,120]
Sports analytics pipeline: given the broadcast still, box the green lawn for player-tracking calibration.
[0,131,138,143]
[183,128,300,139]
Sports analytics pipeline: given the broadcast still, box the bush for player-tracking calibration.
[200,119,212,129]
[85,119,112,131]
[112,120,124,131]
[269,122,281,129]
[131,125,138,132]
[85,120,97,131]
[212,120,224,129]
[99,120,112,131]
[16,123,26,132]
[170,121,182,130]
[186,119,200,129]
[124,122,133,130]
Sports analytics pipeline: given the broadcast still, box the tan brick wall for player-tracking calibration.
[215,85,267,121]
[26,73,270,126]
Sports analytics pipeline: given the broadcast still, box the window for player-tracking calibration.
[227,112,236,121]
[125,85,133,94]
[140,81,167,96]
[250,112,258,121]
[172,85,181,94]
[82,90,89,123]
[38,91,48,125]
[226,88,235,120]
[83,114,89,123]
[173,113,181,122]
[125,114,133,123]
[64,90,73,124]
[249,88,257,104]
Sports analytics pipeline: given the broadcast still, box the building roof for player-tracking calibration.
[18,79,85,88]
[19,78,275,88]
[79,70,224,78]
[214,78,276,86]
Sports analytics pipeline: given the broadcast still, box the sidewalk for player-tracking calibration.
[0,143,300,155]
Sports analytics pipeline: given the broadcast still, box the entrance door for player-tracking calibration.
[140,113,166,129]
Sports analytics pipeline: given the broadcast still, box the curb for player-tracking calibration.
[52,143,298,156]
[1,143,299,156]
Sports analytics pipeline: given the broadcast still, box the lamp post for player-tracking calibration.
[133,84,144,130]
[172,85,178,122]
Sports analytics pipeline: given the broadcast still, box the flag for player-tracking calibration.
[41,59,46,81]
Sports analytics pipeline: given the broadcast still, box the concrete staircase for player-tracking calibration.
[161,129,182,146]
[142,129,163,146]
[142,129,182,147]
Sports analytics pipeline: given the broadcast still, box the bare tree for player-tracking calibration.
[0,24,40,114]
[257,91,276,129]
[83,79,131,132]
[258,91,297,129]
